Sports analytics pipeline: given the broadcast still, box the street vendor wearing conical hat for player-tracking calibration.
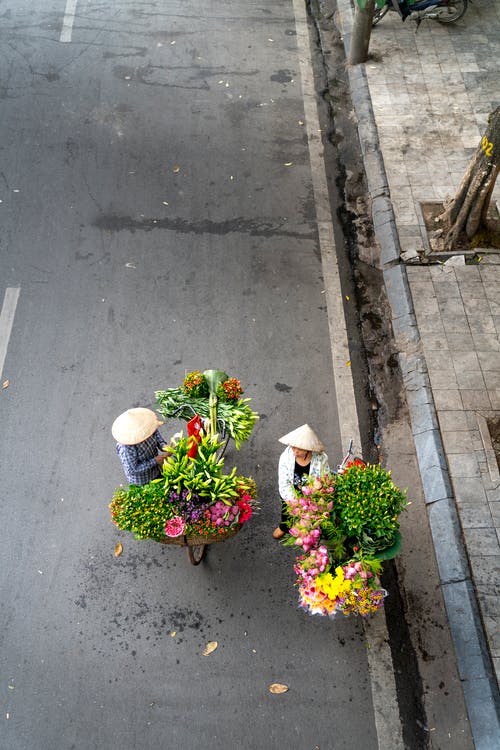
[274,424,330,540]
[112,407,170,485]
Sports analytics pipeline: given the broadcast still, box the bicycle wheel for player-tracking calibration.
[437,0,467,23]
[187,544,206,565]
[372,6,390,26]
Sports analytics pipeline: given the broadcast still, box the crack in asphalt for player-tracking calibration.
[94,214,316,238]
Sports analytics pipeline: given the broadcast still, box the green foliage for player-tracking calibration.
[319,520,347,562]
[334,464,408,551]
[109,480,176,541]
[155,388,258,449]
[109,435,257,542]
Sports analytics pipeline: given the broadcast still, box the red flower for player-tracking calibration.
[237,499,253,523]
[345,459,365,469]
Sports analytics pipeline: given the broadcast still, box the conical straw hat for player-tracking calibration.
[278,424,325,452]
[112,408,164,445]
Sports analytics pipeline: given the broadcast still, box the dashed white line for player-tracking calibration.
[0,288,20,378]
[291,2,405,748]
[60,0,78,43]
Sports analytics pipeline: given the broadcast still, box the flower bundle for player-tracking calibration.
[109,435,258,542]
[283,465,407,618]
[155,369,258,449]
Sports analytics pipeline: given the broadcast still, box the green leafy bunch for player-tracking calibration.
[156,368,258,449]
[109,435,258,542]
[109,480,176,541]
[161,433,240,504]
[334,464,408,552]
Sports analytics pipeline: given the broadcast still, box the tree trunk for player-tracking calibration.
[348,0,375,65]
[440,106,500,251]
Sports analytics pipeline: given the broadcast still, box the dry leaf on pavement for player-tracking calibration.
[2,380,9,389]
[202,641,218,656]
[269,683,289,694]
[114,542,123,557]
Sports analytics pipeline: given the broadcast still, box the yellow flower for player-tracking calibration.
[317,569,352,601]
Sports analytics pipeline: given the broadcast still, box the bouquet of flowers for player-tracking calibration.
[155,369,259,449]
[109,434,258,542]
[282,464,407,618]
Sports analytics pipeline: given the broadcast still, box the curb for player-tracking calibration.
[334,1,500,747]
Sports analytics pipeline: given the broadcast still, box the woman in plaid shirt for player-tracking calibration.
[112,407,170,485]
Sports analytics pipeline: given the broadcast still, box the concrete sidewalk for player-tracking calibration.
[335,1,500,747]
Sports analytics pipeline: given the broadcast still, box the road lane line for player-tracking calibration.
[60,0,78,43]
[0,288,20,378]
[291,2,405,748]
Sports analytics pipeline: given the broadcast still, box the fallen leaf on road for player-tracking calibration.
[269,683,288,694]
[170,631,177,637]
[114,542,123,557]
[173,165,181,173]
[2,380,9,389]
[284,162,293,167]
[346,360,351,367]
[202,641,218,656]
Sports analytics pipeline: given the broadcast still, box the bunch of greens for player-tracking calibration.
[334,464,408,554]
[155,369,258,449]
[109,434,258,541]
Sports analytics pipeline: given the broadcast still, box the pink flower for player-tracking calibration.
[164,516,186,537]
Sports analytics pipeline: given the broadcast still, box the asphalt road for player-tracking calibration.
[1,2,380,748]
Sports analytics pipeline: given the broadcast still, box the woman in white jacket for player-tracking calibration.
[274,424,330,540]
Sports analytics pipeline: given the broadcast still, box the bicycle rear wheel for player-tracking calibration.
[187,544,206,565]
[437,0,467,23]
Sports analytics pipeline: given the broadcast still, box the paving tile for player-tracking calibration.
[447,452,481,478]
[471,334,500,352]
[429,369,458,389]
[441,313,470,332]
[490,390,500,409]
[457,503,495,529]
[466,314,497,334]
[442,430,475,454]
[483,371,500,390]
[438,297,467,317]
[461,390,492,410]
[477,350,500,371]
[454,477,489,504]
[416,314,446,335]
[433,389,463,410]
[456,370,487,390]
[438,410,469,432]
[445,332,474,351]
[450,351,480,370]
[469,556,500,595]
[462,527,500,556]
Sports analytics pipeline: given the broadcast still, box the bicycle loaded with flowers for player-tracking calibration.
[110,370,259,547]
[283,461,408,618]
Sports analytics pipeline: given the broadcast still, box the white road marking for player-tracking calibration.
[0,288,20,378]
[60,0,78,43]
[291,2,405,748]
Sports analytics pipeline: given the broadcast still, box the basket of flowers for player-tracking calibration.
[109,433,258,564]
[155,369,259,450]
[282,463,408,617]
